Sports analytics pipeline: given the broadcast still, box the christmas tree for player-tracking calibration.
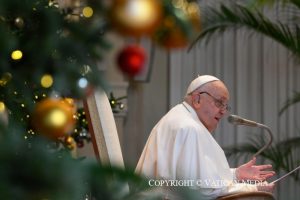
[0,0,200,198]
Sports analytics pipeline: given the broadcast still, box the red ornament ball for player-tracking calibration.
[117,45,146,76]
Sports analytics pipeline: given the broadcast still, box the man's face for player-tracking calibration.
[195,81,230,132]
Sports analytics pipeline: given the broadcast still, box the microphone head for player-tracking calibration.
[227,114,259,127]
[227,114,242,124]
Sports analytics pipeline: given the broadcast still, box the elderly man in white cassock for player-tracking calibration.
[136,75,275,199]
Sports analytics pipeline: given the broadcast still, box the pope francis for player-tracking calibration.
[135,75,275,199]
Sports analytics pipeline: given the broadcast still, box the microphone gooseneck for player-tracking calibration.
[227,114,273,158]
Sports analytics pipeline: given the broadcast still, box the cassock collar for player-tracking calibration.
[182,101,199,121]
[181,101,211,133]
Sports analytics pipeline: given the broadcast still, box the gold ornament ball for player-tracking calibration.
[32,98,77,139]
[109,0,163,36]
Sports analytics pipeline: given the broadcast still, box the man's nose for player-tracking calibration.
[219,108,227,115]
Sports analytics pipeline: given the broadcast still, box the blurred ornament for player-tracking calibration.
[64,135,77,158]
[117,45,146,76]
[64,136,76,150]
[153,0,201,49]
[185,2,201,31]
[76,139,84,148]
[0,102,6,113]
[109,0,163,36]
[155,16,189,48]
[0,72,12,86]
[14,17,24,29]
[31,98,77,139]
[0,101,8,125]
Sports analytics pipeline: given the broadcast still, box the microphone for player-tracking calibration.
[228,114,263,127]
[227,114,273,157]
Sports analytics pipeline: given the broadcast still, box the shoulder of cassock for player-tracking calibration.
[136,104,232,186]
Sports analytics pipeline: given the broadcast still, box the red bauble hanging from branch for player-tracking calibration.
[117,45,146,76]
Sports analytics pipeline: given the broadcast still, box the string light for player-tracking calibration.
[82,6,93,18]
[78,77,88,88]
[109,92,127,113]
[41,74,53,88]
[11,50,23,60]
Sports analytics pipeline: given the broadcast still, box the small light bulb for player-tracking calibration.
[11,50,23,60]
[41,74,53,88]
[78,78,88,88]
[82,6,93,18]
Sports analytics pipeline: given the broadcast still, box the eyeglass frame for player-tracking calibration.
[197,91,231,112]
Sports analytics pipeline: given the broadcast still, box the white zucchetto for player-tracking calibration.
[186,75,219,95]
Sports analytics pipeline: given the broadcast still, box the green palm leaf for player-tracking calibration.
[248,0,300,8]
[189,3,300,57]
[225,136,300,181]
[279,91,300,115]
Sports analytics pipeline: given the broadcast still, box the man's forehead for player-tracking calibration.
[205,82,230,99]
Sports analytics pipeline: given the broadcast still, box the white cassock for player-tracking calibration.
[136,102,257,199]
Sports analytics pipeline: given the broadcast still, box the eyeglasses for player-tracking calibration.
[199,91,231,112]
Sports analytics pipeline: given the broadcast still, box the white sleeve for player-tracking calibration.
[230,168,237,180]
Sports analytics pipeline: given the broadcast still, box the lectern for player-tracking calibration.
[216,191,275,200]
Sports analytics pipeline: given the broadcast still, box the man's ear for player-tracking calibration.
[193,95,200,105]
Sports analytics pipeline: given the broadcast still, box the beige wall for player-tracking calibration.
[122,46,169,168]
